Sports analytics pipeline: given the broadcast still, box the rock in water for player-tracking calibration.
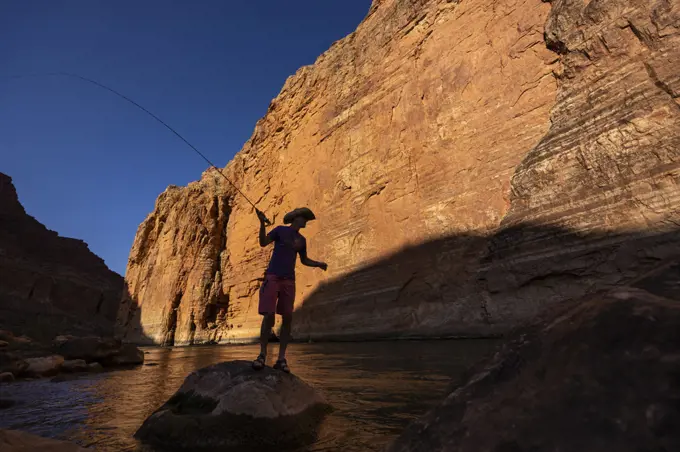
[104,343,144,366]
[0,428,89,451]
[87,362,103,372]
[0,352,28,376]
[23,355,64,377]
[135,360,331,450]
[61,359,88,373]
[54,336,120,362]
[0,372,14,382]
[389,284,680,452]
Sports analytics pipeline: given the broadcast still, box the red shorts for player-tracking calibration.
[258,274,296,315]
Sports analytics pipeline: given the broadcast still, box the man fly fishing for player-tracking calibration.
[252,207,327,373]
[8,74,327,372]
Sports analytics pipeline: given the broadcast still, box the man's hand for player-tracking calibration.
[256,209,271,226]
[257,209,274,247]
[318,262,328,271]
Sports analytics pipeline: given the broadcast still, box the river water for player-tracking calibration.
[0,340,498,451]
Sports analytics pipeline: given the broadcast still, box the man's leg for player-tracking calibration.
[275,278,295,365]
[278,313,292,361]
[260,313,275,357]
[254,275,278,369]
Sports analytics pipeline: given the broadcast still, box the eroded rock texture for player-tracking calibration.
[0,173,123,341]
[117,0,680,344]
[480,0,680,325]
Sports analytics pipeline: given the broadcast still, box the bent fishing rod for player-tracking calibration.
[7,72,272,224]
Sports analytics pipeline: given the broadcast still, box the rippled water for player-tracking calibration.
[0,340,498,451]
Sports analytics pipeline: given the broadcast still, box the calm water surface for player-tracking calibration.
[0,340,498,451]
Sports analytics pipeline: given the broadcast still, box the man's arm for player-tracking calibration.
[299,246,328,271]
[257,210,275,247]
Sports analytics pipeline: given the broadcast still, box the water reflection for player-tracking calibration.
[0,340,498,451]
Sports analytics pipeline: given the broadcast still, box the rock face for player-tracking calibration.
[118,0,680,344]
[0,173,123,341]
[135,360,331,449]
[388,261,680,452]
[0,428,89,451]
[479,0,680,326]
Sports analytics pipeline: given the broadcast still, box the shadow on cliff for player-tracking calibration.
[115,282,156,345]
[291,221,680,341]
[116,221,680,345]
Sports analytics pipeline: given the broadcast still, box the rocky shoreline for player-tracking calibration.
[0,331,143,384]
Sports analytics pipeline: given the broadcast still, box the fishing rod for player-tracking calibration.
[6,72,272,224]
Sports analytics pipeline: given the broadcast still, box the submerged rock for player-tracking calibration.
[389,287,680,452]
[135,360,331,450]
[0,428,89,451]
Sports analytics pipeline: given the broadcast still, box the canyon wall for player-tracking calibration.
[0,173,123,341]
[117,0,680,344]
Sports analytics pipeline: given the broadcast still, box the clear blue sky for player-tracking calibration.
[0,0,370,276]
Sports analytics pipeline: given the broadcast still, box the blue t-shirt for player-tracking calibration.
[266,226,306,279]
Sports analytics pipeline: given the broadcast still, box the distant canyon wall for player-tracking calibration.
[117,0,680,345]
[0,173,123,341]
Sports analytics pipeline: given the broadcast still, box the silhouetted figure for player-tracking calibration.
[252,207,327,373]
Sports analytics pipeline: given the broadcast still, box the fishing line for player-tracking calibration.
[6,72,270,222]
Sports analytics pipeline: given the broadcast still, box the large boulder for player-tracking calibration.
[53,336,120,362]
[389,287,680,452]
[0,428,89,451]
[135,360,331,449]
